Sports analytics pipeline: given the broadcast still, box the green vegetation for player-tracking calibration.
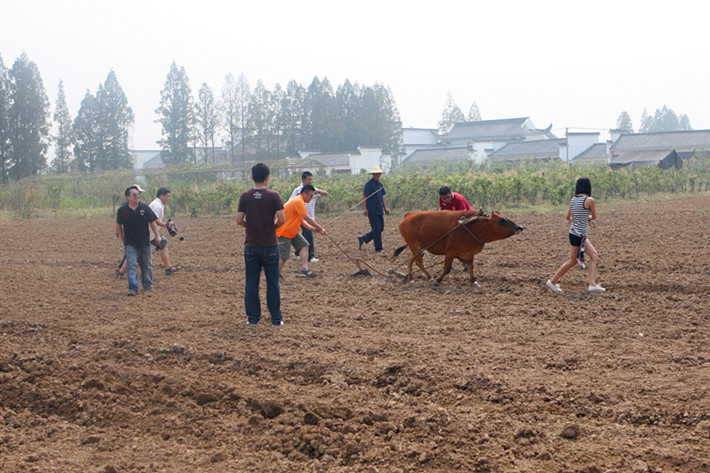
[2,160,709,219]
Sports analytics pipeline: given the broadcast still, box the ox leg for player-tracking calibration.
[414,252,431,280]
[435,255,455,285]
[467,258,481,288]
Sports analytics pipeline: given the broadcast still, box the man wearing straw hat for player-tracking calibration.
[357,166,390,254]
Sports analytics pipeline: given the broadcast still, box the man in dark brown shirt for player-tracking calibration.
[237,163,286,327]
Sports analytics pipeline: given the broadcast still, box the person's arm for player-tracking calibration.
[303,215,326,234]
[275,210,285,229]
[236,211,246,228]
[116,223,124,244]
[586,197,597,220]
[383,198,390,215]
[150,221,161,245]
[566,206,572,222]
[155,220,167,228]
[315,187,328,196]
[362,195,368,216]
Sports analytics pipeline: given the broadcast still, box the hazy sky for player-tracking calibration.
[3,0,709,150]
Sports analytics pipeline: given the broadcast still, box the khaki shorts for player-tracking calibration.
[278,233,309,260]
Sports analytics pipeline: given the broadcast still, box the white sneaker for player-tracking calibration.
[546,280,562,293]
[588,284,606,293]
[309,258,320,263]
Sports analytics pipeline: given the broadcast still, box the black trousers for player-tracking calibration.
[301,225,315,260]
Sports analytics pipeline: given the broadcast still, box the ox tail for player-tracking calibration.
[391,244,408,260]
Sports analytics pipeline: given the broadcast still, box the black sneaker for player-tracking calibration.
[272,321,284,327]
[357,237,364,250]
[299,269,318,277]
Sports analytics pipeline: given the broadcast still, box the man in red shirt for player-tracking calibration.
[438,186,472,211]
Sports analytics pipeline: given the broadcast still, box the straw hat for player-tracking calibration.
[367,166,385,175]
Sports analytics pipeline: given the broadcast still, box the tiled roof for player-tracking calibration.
[611,149,675,165]
[573,143,608,161]
[489,140,561,160]
[444,118,530,141]
[402,147,473,164]
[612,130,710,151]
[310,153,350,167]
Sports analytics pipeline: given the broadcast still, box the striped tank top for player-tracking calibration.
[569,195,590,237]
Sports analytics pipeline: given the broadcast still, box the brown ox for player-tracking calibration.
[392,210,524,286]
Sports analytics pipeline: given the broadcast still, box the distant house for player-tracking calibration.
[131,147,218,172]
[558,132,600,163]
[131,150,161,172]
[611,130,710,158]
[400,117,558,166]
[609,150,682,170]
[571,143,609,165]
[293,147,391,176]
[488,140,562,163]
[401,127,441,159]
[401,146,476,166]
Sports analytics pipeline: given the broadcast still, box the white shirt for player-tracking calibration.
[148,197,165,241]
[290,184,319,219]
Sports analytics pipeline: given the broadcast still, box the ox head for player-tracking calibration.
[479,210,525,242]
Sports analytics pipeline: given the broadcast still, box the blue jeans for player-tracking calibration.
[125,244,153,292]
[361,214,384,251]
[244,246,282,325]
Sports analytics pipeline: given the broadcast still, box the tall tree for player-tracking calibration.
[196,82,219,164]
[438,92,465,133]
[246,79,273,160]
[679,114,692,131]
[220,73,239,164]
[234,73,251,162]
[271,83,285,159]
[0,54,11,181]
[639,105,692,133]
[155,61,195,165]
[50,80,75,173]
[336,79,362,151]
[281,80,305,156]
[73,91,101,172]
[615,110,633,132]
[467,102,482,121]
[6,53,50,180]
[374,83,402,157]
[97,70,133,170]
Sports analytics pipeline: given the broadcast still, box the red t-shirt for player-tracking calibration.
[439,192,472,211]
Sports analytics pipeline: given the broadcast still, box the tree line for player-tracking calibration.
[157,61,403,166]
[0,52,403,182]
[616,106,692,133]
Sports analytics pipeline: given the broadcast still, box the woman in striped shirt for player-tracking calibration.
[546,177,605,293]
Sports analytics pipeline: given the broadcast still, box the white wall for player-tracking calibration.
[566,133,600,160]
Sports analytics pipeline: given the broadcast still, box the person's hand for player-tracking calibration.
[319,227,327,235]
[363,209,369,217]
[384,208,390,215]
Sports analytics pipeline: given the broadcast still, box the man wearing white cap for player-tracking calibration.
[357,166,389,253]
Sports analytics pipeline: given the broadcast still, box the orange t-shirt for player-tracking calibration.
[276,195,308,239]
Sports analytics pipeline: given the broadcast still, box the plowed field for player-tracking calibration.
[1,196,709,473]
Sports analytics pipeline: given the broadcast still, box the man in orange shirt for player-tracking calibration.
[277,184,326,277]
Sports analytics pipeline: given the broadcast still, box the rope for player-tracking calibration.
[390,215,483,272]
[321,186,385,227]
